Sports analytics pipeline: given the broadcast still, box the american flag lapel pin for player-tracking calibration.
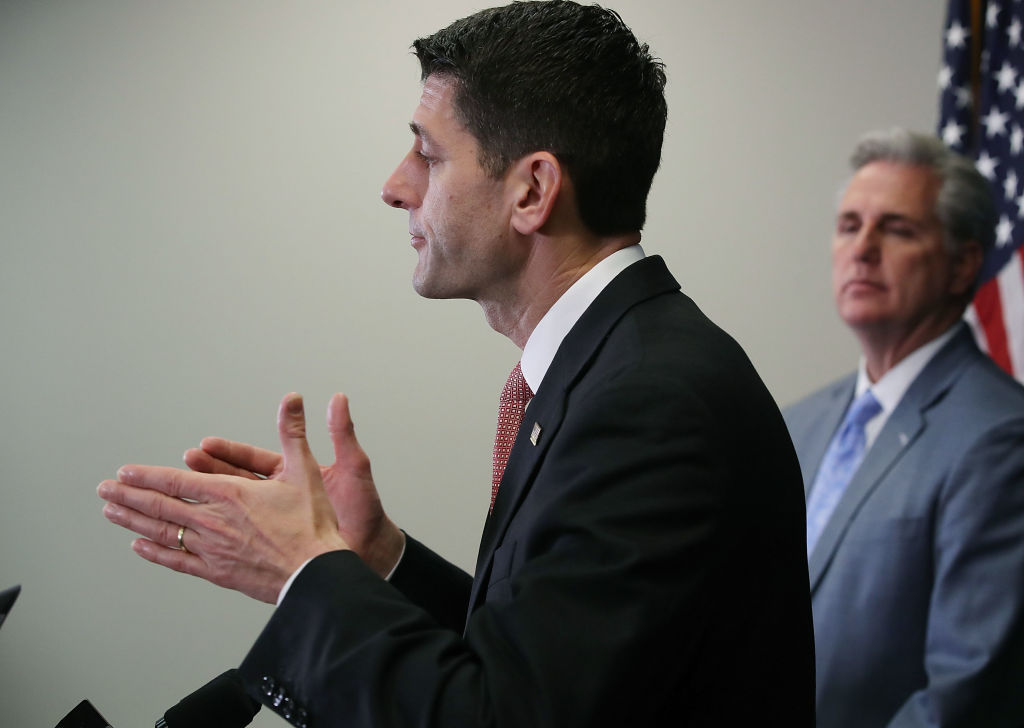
[530,422,542,446]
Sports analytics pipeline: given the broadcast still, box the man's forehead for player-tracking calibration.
[418,75,454,110]
[412,75,459,128]
[408,75,472,146]
[840,161,940,216]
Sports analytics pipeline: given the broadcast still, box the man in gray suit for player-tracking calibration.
[785,127,1024,727]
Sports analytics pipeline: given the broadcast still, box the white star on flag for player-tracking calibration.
[947,20,970,49]
[990,3,1003,29]
[997,61,1018,91]
[983,106,1011,136]
[939,65,954,90]
[1012,124,1024,153]
[977,150,1000,180]
[943,119,966,147]
[1006,170,1019,199]
[997,214,1015,246]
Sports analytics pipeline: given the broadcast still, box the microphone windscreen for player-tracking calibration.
[159,669,260,728]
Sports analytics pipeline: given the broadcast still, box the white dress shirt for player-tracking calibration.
[855,324,960,448]
[278,244,648,605]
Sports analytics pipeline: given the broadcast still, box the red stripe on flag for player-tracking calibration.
[973,277,1013,375]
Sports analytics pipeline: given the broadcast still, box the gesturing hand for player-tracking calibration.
[98,393,352,604]
[183,393,405,578]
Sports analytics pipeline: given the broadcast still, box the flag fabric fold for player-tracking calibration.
[940,0,1024,381]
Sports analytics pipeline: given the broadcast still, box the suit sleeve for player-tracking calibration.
[237,364,811,727]
[388,534,472,633]
[888,417,1024,727]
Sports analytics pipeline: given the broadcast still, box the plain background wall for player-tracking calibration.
[0,1,945,724]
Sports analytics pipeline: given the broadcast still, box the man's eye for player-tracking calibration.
[886,225,914,238]
[416,151,435,167]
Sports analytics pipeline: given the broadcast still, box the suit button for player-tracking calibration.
[261,676,277,698]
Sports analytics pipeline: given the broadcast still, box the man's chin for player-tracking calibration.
[412,276,456,300]
[838,306,893,333]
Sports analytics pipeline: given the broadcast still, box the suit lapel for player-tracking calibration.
[807,408,924,591]
[808,327,975,592]
[465,256,681,618]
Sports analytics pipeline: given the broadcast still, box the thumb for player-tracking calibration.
[277,392,318,479]
[327,393,369,470]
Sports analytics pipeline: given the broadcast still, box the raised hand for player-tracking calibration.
[184,394,405,578]
[322,393,405,577]
[98,393,350,603]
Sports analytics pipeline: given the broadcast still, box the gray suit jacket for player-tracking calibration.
[784,324,1024,728]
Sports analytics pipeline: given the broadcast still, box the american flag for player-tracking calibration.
[940,0,1024,382]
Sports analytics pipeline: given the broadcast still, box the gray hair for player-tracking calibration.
[847,127,996,259]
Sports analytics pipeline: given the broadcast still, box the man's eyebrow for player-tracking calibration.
[409,122,435,147]
[878,212,925,227]
[836,209,924,227]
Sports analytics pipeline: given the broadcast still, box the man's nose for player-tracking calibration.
[851,228,881,262]
[381,154,417,209]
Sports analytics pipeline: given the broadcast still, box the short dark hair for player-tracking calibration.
[413,0,667,235]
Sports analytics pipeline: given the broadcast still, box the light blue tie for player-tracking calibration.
[805,389,882,556]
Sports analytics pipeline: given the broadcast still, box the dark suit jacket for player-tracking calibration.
[240,256,815,727]
[784,325,1024,728]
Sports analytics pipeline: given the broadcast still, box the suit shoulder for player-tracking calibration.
[783,374,855,423]
[612,288,759,374]
[953,350,1024,405]
[932,353,1024,436]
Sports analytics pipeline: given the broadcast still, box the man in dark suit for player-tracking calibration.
[784,128,1024,727]
[98,3,814,725]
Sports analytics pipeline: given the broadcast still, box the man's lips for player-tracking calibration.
[842,278,886,294]
[410,233,426,248]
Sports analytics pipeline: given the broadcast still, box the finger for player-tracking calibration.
[110,466,234,507]
[327,393,371,472]
[277,393,318,479]
[101,497,194,551]
[132,537,208,580]
[98,479,195,527]
[198,437,282,477]
[184,447,264,479]
[114,464,225,502]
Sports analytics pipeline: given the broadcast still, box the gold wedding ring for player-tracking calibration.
[176,525,190,553]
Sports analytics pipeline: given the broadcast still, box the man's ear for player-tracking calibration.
[508,152,562,236]
[949,239,984,297]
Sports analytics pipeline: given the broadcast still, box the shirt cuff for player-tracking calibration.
[275,538,407,607]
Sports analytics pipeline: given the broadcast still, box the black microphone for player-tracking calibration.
[155,669,261,728]
[0,584,20,631]
[55,700,113,728]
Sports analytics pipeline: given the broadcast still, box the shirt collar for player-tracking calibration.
[520,244,646,393]
[855,323,962,413]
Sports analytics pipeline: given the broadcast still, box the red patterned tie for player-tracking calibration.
[491,361,534,512]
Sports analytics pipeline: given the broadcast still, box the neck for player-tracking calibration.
[480,233,641,349]
[857,309,962,382]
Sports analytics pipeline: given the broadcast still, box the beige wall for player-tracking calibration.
[0,1,943,724]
